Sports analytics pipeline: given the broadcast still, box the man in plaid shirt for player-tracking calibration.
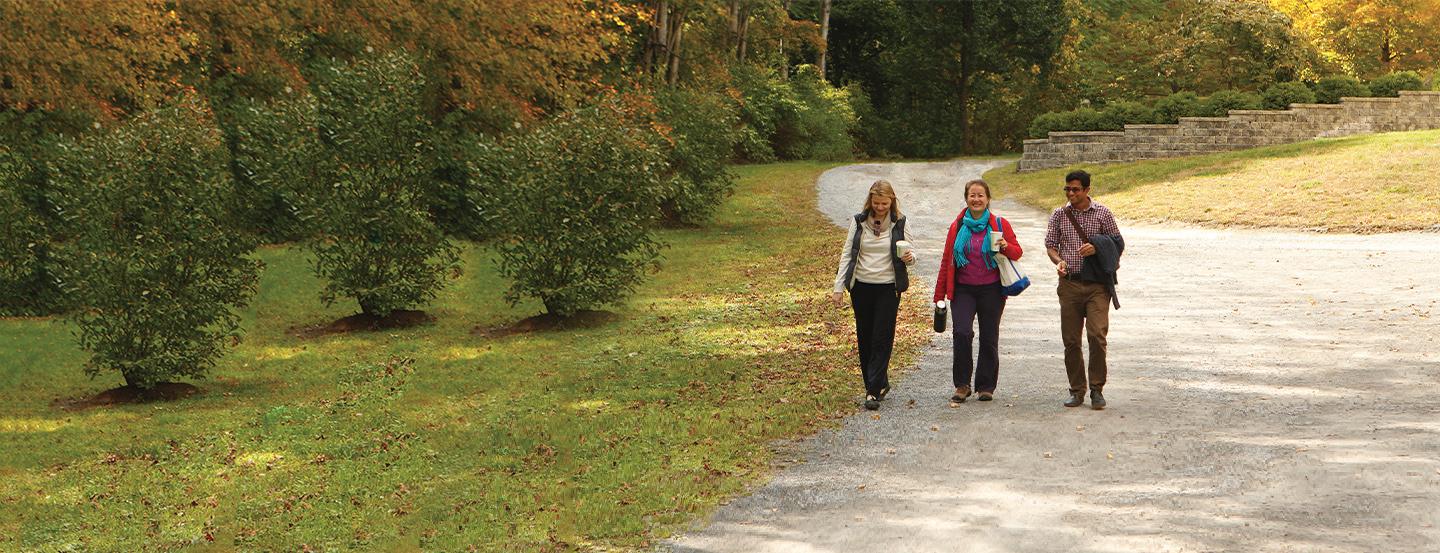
[1044,170,1123,410]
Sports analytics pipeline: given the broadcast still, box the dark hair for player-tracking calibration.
[964,179,991,198]
[1064,170,1091,188]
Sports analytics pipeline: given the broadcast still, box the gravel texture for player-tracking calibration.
[664,160,1440,553]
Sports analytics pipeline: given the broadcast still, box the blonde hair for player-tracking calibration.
[861,180,902,219]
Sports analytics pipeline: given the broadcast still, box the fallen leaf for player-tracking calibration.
[1076,425,1086,432]
[929,425,939,432]
[1043,451,1053,459]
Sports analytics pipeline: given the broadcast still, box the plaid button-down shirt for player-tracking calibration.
[1045,202,1122,274]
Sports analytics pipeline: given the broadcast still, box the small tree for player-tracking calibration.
[1261,81,1316,110]
[219,93,322,243]
[309,51,460,318]
[655,86,740,225]
[474,94,667,317]
[0,149,48,316]
[49,97,260,389]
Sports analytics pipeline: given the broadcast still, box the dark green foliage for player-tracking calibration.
[1154,92,1205,124]
[1261,81,1316,110]
[0,149,49,316]
[1314,75,1369,104]
[1027,107,1109,137]
[0,110,89,315]
[843,83,888,157]
[47,98,260,389]
[1202,90,1263,117]
[309,51,460,317]
[1367,71,1425,98]
[1099,100,1158,128]
[218,94,322,243]
[474,95,666,317]
[655,87,740,225]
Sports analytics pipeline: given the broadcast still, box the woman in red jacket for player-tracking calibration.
[934,179,1022,405]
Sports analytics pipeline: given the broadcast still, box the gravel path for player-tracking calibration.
[664,160,1440,553]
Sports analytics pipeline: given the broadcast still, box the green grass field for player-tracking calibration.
[0,162,930,551]
[985,129,1440,233]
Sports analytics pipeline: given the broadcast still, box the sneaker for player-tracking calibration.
[1063,391,1085,408]
[1090,387,1106,410]
[977,391,994,401]
[864,395,880,410]
[949,386,972,406]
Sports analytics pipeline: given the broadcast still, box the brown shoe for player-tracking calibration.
[949,386,972,406]
[977,391,994,402]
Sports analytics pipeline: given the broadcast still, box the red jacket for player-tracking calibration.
[934,213,1023,302]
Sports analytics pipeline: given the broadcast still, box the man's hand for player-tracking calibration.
[901,251,915,264]
[1078,243,1096,257]
[1056,260,1068,276]
[831,291,845,307]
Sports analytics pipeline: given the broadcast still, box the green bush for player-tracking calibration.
[655,87,740,225]
[1261,81,1317,110]
[1027,111,1067,138]
[1202,90,1263,117]
[844,82,887,157]
[219,94,322,243]
[0,149,49,316]
[474,94,667,317]
[730,66,791,162]
[1026,107,1112,137]
[1314,75,1369,104]
[1367,70,1424,97]
[1154,92,1205,123]
[48,98,261,389]
[784,65,858,161]
[309,51,460,317]
[1099,100,1158,128]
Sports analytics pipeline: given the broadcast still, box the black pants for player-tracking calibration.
[951,281,1005,392]
[850,282,899,396]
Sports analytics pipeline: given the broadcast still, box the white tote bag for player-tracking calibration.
[994,252,1030,296]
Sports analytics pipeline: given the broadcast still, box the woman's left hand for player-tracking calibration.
[995,238,1008,251]
[901,251,915,264]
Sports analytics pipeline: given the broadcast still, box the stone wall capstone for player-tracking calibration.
[1017,91,1440,172]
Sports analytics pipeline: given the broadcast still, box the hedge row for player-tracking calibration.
[1,50,820,388]
[1029,71,1430,138]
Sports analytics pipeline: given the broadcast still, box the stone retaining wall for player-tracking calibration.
[1018,91,1440,171]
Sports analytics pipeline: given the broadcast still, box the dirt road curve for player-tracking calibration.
[664,160,1440,553]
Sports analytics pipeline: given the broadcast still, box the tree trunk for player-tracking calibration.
[958,1,974,154]
[778,0,789,78]
[645,0,670,78]
[667,10,685,85]
[737,9,750,62]
[817,0,832,77]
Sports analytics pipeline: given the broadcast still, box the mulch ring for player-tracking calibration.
[472,310,619,338]
[55,382,202,410]
[288,310,435,339]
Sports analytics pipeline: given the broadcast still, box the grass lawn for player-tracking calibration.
[984,129,1440,233]
[0,161,930,551]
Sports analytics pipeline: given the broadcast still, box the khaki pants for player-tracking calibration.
[1058,279,1110,393]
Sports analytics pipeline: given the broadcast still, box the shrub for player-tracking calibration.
[0,149,49,316]
[309,51,460,317]
[655,86,740,225]
[1154,92,1205,123]
[1261,81,1316,110]
[1027,111,1068,138]
[730,66,791,162]
[48,97,261,389]
[844,82,887,157]
[474,94,667,317]
[1314,75,1369,103]
[1099,100,1158,128]
[785,65,858,161]
[219,94,322,243]
[1367,70,1424,97]
[1202,90,1263,117]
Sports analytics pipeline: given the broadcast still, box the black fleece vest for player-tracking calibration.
[843,212,908,293]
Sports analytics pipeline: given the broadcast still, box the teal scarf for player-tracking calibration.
[953,209,997,269]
